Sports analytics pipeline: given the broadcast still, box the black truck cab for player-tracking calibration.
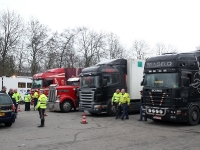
[142,51,200,125]
[79,59,127,115]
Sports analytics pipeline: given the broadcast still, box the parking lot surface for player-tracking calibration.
[1,105,200,150]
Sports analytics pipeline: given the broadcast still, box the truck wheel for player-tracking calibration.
[188,106,199,126]
[107,104,115,116]
[5,122,12,127]
[60,100,72,113]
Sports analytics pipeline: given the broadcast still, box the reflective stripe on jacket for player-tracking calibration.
[119,93,130,105]
[36,94,47,109]
[12,92,21,102]
[112,92,122,103]
[24,93,31,102]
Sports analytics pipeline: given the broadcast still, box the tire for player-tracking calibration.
[188,106,199,126]
[107,104,115,116]
[5,122,12,127]
[60,100,73,113]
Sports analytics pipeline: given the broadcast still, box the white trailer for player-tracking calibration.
[126,59,145,100]
[0,76,32,100]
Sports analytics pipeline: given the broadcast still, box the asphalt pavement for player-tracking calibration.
[1,105,200,150]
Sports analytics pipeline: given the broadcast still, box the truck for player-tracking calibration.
[32,68,81,112]
[78,58,145,115]
[31,68,66,96]
[141,51,200,126]
[47,76,80,112]
[0,76,32,102]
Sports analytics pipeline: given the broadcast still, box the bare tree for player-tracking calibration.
[130,40,150,59]
[78,27,107,67]
[57,28,81,68]
[0,10,24,76]
[42,32,59,70]
[26,18,50,75]
[154,42,178,55]
[107,32,128,59]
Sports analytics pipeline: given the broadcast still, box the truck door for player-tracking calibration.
[181,71,194,102]
[102,74,120,101]
[191,71,200,101]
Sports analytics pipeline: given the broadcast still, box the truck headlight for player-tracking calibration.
[152,109,155,113]
[160,110,163,114]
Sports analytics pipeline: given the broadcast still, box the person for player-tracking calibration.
[24,89,31,111]
[138,90,147,121]
[111,89,122,119]
[8,88,15,103]
[119,89,130,120]
[32,90,39,110]
[12,89,21,118]
[35,90,47,127]
[0,86,7,93]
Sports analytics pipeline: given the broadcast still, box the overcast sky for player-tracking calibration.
[1,0,200,52]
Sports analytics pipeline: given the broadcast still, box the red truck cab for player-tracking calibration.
[47,77,80,112]
[31,68,66,104]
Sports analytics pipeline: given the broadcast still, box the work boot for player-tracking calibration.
[37,125,44,127]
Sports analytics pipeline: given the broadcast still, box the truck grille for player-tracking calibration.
[79,91,94,109]
[48,84,57,102]
[144,92,171,107]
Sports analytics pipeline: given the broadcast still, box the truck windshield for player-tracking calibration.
[31,79,44,89]
[80,76,99,88]
[144,73,179,88]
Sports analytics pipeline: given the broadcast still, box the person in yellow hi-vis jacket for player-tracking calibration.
[35,90,47,127]
[111,89,122,119]
[24,90,31,111]
[119,89,130,120]
[32,90,39,110]
[12,89,21,118]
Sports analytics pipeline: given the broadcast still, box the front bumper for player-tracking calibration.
[79,102,108,113]
[0,112,15,123]
[47,100,61,111]
[144,106,188,122]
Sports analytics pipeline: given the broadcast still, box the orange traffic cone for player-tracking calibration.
[81,114,88,124]
[18,104,21,112]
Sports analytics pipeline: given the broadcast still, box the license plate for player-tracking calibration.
[0,112,5,116]
[153,116,161,120]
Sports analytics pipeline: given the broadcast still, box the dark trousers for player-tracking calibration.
[139,106,147,121]
[15,103,18,114]
[120,104,129,119]
[38,108,45,126]
[34,98,38,108]
[25,102,30,111]
[114,102,120,118]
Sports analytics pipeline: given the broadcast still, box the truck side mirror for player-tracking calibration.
[102,79,107,86]
[181,77,190,87]
[140,80,144,86]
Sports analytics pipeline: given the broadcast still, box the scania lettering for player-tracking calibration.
[141,51,200,126]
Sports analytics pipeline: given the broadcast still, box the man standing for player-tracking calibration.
[0,86,7,93]
[119,89,130,120]
[32,90,39,110]
[111,89,122,119]
[24,90,31,111]
[35,90,47,127]
[12,89,21,118]
[138,90,147,121]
